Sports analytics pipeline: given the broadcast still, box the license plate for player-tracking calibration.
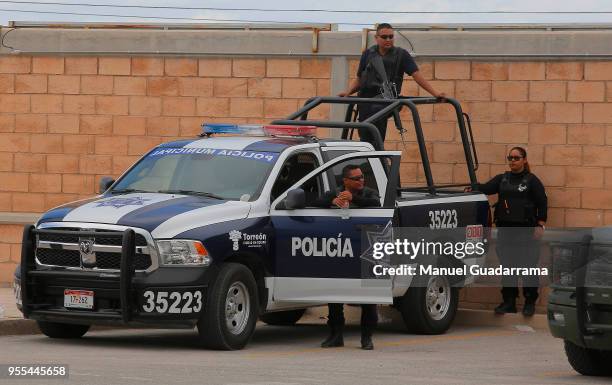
[466,225,484,243]
[64,289,94,309]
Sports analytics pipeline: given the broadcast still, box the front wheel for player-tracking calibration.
[37,321,90,339]
[197,263,258,350]
[564,340,612,376]
[399,275,459,334]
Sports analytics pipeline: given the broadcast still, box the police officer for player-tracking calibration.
[338,23,445,147]
[476,147,547,316]
[318,165,380,350]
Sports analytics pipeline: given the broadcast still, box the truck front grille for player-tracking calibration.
[95,252,152,270]
[37,248,81,267]
[38,229,148,246]
[587,248,612,287]
[35,226,156,272]
[38,227,80,244]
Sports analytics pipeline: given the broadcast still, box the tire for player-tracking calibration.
[564,340,612,376]
[259,309,306,326]
[399,275,459,334]
[197,263,258,350]
[37,321,90,339]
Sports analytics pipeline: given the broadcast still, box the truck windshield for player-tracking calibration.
[111,147,280,201]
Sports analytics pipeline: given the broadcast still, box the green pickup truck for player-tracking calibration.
[548,227,612,376]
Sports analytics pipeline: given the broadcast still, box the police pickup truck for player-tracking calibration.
[14,96,489,350]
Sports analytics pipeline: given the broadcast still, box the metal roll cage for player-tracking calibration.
[272,96,479,194]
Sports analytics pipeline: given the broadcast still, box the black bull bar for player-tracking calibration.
[20,225,136,323]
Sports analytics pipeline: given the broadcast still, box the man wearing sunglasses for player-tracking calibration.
[317,164,381,350]
[338,23,445,146]
[329,164,380,209]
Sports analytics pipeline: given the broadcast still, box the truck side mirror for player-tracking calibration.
[99,176,115,194]
[284,188,305,210]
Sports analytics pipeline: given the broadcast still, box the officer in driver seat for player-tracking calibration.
[317,164,380,350]
[316,164,380,209]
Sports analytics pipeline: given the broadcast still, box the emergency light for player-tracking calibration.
[201,123,316,137]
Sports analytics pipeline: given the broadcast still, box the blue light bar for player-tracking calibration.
[201,123,265,136]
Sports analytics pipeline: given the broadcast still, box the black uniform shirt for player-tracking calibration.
[316,186,381,208]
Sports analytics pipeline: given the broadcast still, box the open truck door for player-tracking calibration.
[270,151,401,305]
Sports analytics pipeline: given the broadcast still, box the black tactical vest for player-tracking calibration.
[494,172,536,226]
[358,46,401,98]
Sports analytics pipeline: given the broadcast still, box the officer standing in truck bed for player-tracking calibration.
[338,23,445,145]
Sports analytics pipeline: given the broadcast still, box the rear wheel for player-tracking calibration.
[37,321,90,339]
[400,275,459,334]
[197,263,258,350]
[260,309,306,326]
[564,340,612,376]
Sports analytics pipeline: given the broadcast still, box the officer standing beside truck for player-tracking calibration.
[475,147,548,316]
[338,23,445,145]
[317,165,380,350]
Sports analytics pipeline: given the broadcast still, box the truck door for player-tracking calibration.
[270,151,401,304]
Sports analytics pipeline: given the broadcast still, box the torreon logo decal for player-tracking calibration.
[95,197,152,209]
[229,230,242,251]
[228,230,267,251]
[291,235,354,258]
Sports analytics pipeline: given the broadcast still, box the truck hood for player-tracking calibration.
[38,193,252,237]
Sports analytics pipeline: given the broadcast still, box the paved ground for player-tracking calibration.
[0,287,607,384]
[0,323,609,385]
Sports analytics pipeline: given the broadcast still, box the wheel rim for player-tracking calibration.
[425,276,451,321]
[225,281,250,335]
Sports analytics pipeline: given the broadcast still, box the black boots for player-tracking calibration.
[360,330,374,350]
[321,326,344,348]
[494,297,536,316]
[320,326,375,349]
[522,300,536,316]
[494,297,517,314]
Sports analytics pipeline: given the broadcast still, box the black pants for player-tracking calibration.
[496,227,541,302]
[357,102,389,148]
[327,303,378,333]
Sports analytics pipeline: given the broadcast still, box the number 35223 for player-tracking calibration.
[142,290,203,314]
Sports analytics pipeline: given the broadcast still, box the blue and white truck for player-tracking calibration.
[14,97,490,350]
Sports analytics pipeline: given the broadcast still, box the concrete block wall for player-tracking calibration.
[0,29,611,310]
[370,59,611,311]
[348,59,612,230]
[0,54,333,286]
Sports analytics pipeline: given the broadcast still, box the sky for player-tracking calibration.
[1,0,612,29]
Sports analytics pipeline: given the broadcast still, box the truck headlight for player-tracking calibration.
[156,240,211,266]
[552,312,565,324]
[551,244,576,287]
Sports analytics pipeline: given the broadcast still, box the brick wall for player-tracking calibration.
[0,54,332,285]
[0,55,331,210]
[349,59,612,229]
[1,56,611,312]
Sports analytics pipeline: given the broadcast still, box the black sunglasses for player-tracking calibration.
[345,175,364,181]
[507,156,523,161]
[377,34,394,40]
